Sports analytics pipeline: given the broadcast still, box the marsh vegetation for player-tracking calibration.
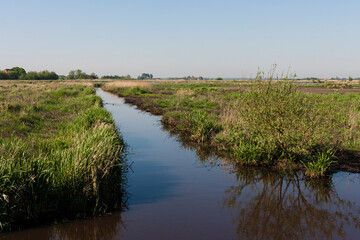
[0,81,126,231]
[2,87,359,239]
[103,77,360,178]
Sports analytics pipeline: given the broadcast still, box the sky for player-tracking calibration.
[0,0,359,78]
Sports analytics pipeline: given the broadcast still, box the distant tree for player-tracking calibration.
[67,69,96,80]
[89,73,98,79]
[23,71,38,80]
[102,75,119,79]
[349,76,353,81]
[7,71,19,79]
[199,76,204,80]
[50,71,59,80]
[216,77,223,80]
[39,70,58,80]
[67,70,76,80]
[0,67,26,79]
[138,73,153,80]
[0,71,7,79]
[184,76,197,80]
[18,70,59,80]
[102,75,133,80]
[75,69,82,76]
[0,67,58,80]
[12,67,26,78]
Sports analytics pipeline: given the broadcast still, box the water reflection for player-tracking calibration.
[162,110,360,239]
[0,214,125,240]
[48,214,125,240]
[128,161,178,205]
[162,125,219,164]
[223,168,360,240]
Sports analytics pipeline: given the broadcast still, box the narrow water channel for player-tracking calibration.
[2,89,360,240]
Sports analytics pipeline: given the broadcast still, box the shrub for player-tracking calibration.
[220,76,341,174]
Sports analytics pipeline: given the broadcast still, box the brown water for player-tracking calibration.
[1,89,360,240]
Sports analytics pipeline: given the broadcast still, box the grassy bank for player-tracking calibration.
[103,79,360,177]
[0,81,125,231]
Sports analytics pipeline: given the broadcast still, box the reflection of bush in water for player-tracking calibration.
[48,213,125,240]
[223,168,360,240]
[162,124,218,164]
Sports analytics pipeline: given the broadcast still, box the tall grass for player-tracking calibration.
[103,75,360,178]
[218,77,341,170]
[0,83,125,231]
[162,110,222,142]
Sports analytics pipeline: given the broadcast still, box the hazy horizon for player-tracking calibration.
[1,0,359,79]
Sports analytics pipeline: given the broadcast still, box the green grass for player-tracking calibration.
[0,82,126,231]
[302,149,336,178]
[103,78,360,178]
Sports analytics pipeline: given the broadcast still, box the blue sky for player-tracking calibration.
[0,0,359,78]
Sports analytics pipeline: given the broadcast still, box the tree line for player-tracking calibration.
[67,69,98,80]
[101,75,132,79]
[0,67,59,80]
[1,68,158,80]
[138,73,153,79]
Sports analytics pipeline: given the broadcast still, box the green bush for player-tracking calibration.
[221,79,341,176]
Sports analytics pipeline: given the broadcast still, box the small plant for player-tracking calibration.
[123,87,147,96]
[302,149,336,178]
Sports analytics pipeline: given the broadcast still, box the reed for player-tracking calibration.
[0,82,125,231]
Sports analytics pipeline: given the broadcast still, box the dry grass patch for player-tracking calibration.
[103,80,151,89]
[176,89,195,96]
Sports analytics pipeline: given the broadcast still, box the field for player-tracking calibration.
[103,79,360,177]
[0,80,126,231]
